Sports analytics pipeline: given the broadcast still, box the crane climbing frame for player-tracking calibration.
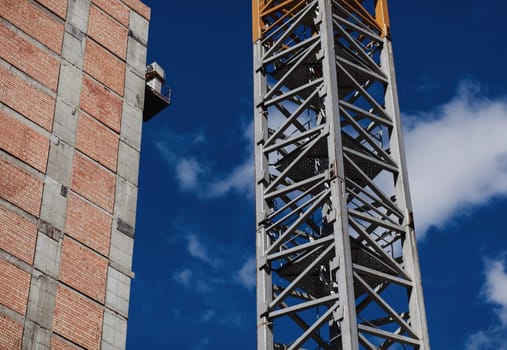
[253,0,431,349]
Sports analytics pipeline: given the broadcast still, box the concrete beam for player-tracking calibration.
[101,310,127,350]
[105,267,131,317]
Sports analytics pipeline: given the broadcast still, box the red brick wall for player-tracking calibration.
[92,0,130,27]
[0,0,64,53]
[59,238,108,303]
[80,75,122,133]
[53,285,103,350]
[0,23,60,91]
[0,259,31,315]
[0,110,49,173]
[51,336,80,350]
[88,5,128,59]
[122,0,150,19]
[84,39,126,96]
[0,65,55,132]
[71,154,115,213]
[0,314,23,350]
[0,158,43,217]
[0,206,37,264]
[35,0,68,19]
[76,113,119,172]
[65,193,112,256]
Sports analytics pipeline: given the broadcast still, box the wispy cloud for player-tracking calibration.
[404,82,507,236]
[176,158,203,191]
[234,256,256,291]
[172,267,212,295]
[186,234,222,268]
[155,129,210,192]
[191,337,210,350]
[200,309,216,323]
[465,255,507,350]
[207,155,253,198]
[154,120,254,199]
[173,268,193,287]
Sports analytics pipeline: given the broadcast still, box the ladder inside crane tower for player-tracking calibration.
[253,0,431,349]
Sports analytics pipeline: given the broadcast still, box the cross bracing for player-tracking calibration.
[253,0,431,349]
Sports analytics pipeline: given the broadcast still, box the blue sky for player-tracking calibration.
[127,1,507,349]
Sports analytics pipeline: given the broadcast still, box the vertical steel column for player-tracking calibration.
[253,1,430,349]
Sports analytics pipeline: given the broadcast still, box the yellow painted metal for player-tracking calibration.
[253,0,307,42]
[342,0,382,35]
[375,0,390,38]
[263,0,306,38]
[253,0,391,41]
[252,0,263,42]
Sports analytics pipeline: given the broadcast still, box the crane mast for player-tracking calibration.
[253,0,430,348]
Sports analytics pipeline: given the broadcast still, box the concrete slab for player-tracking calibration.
[33,233,62,278]
[110,222,134,270]
[105,267,131,317]
[39,176,68,230]
[117,141,140,186]
[62,32,85,68]
[126,37,147,76]
[124,68,145,110]
[66,0,91,34]
[120,101,143,151]
[25,272,57,330]
[58,61,83,108]
[102,310,127,350]
[114,177,138,229]
[129,11,149,47]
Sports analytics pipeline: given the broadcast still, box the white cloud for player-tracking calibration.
[155,120,254,199]
[200,309,216,322]
[176,158,203,191]
[172,267,212,295]
[206,120,254,198]
[465,256,507,350]
[191,336,210,350]
[207,155,253,198]
[173,268,193,287]
[155,130,209,192]
[186,234,222,268]
[234,256,256,290]
[404,83,507,236]
[483,257,507,324]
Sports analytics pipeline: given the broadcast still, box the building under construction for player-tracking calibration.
[0,0,429,349]
[0,0,169,348]
[253,0,430,349]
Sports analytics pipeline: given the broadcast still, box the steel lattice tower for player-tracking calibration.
[253,0,430,349]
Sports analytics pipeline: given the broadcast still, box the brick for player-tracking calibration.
[65,193,112,256]
[0,206,37,264]
[92,0,130,27]
[122,0,150,20]
[0,65,55,131]
[0,110,49,173]
[36,0,68,19]
[88,5,128,59]
[0,0,64,53]
[80,75,122,133]
[51,336,80,350]
[71,153,115,213]
[59,238,108,303]
[0,314,23,350]
[53,285,103,350]
[76,113,119,172]
[0,258,31,315]
[0,158,43,217]
[84,39,126,96]
[0,23,60,91]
